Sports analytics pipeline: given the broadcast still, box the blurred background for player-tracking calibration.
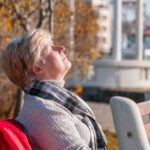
[0,0,150,149]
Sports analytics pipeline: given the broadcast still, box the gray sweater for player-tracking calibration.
[16,81,92,150]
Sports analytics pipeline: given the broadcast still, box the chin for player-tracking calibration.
[68,61,72,69]
[65,62,71,73]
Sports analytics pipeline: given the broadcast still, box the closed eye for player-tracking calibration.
[51,45,65,53]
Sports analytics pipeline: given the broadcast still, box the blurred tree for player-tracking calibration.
[0,0,100,119]
[53,0,99,79]
[53,0,73,56]
[0,0,100,77]
[74,0,99,78]
[0,0,53,119]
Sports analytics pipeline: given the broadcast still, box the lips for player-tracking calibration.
[63,56,67,61]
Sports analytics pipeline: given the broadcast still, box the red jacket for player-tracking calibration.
[0,119,32,150]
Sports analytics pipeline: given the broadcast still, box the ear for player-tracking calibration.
[29,65,43,77]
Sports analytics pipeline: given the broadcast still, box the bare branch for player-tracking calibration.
[10,0,29,31]
[47,0,53,33]
[36,0,44,28]
[0,2,9,9]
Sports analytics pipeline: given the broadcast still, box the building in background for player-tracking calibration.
[67,0,150,103]
[123,29,150,59]
[92,0,111,54]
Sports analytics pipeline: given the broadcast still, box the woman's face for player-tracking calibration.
[38,42,72,80]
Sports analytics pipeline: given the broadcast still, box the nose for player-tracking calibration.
[52,45,65,52]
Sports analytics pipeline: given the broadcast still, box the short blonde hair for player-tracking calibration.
[1,29,51,88]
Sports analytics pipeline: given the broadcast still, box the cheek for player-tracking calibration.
[50,57,63,70]
[46,54,66,71]
[46,55,57,66]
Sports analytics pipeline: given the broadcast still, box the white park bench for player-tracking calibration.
[110,96,150,150]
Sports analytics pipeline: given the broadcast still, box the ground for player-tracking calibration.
[87,102,119,150]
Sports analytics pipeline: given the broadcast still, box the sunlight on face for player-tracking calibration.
[39,41,72,81]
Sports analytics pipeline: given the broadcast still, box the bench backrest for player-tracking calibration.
[110,96,150,150]
[138,101,150,140]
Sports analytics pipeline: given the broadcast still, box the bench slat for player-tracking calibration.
[138,102,150,116]
[145,123,150,139]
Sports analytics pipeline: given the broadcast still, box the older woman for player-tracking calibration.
[1,29,107,150]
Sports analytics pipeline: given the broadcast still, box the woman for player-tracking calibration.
[1,29,107,150]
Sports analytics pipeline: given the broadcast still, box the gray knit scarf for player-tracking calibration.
[24,80,107,150]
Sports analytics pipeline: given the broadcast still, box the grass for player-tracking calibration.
[104,130,119,150]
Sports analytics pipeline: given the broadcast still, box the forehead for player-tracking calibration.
[40,35,53,50]
[40,39,53,56]
[43,34,53,44]
[38,32,53,50]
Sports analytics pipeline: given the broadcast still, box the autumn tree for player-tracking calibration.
[53,0,99,78]
[0,0,100,119]
[0,0,53,119]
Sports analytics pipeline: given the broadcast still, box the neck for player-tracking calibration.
[35,75,65,81]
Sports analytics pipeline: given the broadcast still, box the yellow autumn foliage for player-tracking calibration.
[104,130,119,150]
[52,0,100,79]
[0,3,120,150]
[0,0,102,118]
[73,84,83,95]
